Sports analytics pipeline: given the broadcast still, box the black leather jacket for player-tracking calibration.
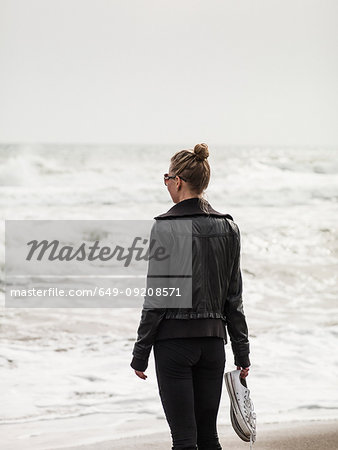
[130,197,250,370]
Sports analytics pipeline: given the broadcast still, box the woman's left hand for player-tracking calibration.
[237,366,250,378]
[134,370,147,380]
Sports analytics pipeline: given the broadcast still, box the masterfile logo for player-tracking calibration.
[5,220,192,309]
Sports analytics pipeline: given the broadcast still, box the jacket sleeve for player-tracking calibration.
[130,308,167,371]
[130,221,169,372]
[224,223,251,368]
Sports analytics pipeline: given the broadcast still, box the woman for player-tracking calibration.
[130,143,250,450]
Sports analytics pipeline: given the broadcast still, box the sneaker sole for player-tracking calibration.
[230,405,250,442]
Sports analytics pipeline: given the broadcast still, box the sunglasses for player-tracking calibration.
[163,173,187,186]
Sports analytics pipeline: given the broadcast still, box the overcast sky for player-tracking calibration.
[0,0,337,146]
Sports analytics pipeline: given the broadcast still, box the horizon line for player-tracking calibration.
[0,141,337,149]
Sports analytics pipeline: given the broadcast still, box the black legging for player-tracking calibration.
[153,337,226,450]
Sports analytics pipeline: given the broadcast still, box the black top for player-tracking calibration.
[155,318,227,341]
[130,197,250,372]
[154,198,228,342]
[154,196,233,220]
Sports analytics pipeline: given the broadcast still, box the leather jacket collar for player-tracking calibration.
[154,197,233,220]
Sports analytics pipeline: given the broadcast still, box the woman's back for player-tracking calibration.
[155,211,240,319]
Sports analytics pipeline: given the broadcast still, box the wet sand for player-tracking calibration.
[52,420,338,450]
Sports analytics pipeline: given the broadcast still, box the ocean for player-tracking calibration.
[0,144,337,447]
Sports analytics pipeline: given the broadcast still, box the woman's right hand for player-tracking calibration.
[134,370,147,380]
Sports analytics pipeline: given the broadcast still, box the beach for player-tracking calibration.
[1,417,337,450]
[1,0,338,447]
[54,420,338,450]
[1,145,338,449]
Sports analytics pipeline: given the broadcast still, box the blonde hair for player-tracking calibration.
[170,143,210,213]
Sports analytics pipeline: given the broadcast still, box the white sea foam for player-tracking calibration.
[0,144,337,446]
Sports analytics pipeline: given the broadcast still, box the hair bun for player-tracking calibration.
[193,143,209,161]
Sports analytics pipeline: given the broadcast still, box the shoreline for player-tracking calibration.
[50,419,338,450]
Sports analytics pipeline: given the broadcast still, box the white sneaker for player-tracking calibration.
[224,369,256,445]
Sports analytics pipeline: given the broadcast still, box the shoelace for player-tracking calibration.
[249,410,257,450]
[233,376,257,447]
[243,392,257,446]
[250,433,254,450]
